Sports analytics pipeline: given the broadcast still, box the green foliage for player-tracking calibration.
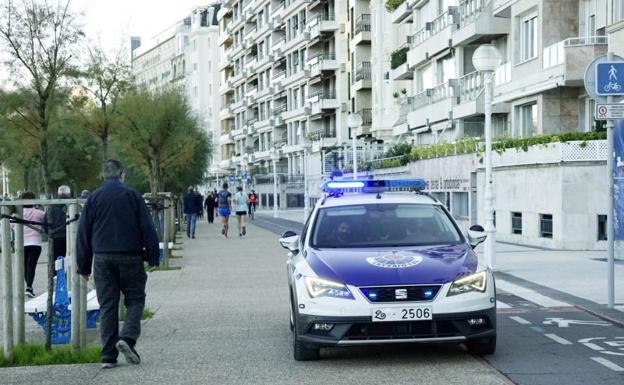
[386,0,406,12]
[371,132,608,170]
[0,344,100,367]
[390,47,408,70]
[116,87,211,195]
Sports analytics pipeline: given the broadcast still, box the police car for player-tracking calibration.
[280,179,496,361]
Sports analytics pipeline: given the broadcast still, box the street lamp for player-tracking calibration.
[473,44,502,270]
[241,155,249,191]
[297,126,311,221]
[270,147,280,218]
[347,112,363,179]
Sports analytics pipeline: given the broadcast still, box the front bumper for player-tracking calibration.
[294,307,496,348]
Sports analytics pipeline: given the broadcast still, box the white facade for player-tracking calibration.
[131,4,222,186]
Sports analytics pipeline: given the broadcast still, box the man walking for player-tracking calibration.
[183,186,201,239]
[204,191,216,224]
[217,183,232,239]
[48,185,71,261]
[77,160,159,369]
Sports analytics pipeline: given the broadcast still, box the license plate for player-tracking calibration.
[371,306,432,322]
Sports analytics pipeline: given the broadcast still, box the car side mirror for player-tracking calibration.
[279,230,300,253]
[467,225,487,248]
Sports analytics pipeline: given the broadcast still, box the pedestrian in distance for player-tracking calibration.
[17,191,46,298]
[196,190,204,220]
[233,186,247,237]
[204,191,216,224]
[80,189,89,199]
[217,183,232,239]
[48,185,71,263]
[76,160,160,369]
[247,189,258,220]
[183,186,201,239]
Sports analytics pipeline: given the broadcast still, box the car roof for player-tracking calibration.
[318,192,441,208]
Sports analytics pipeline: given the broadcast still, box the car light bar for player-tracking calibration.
[321,179,427,194]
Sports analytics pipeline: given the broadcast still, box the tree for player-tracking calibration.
[116,87,210,195]
[0,0,84,194]
[73,45,132,160]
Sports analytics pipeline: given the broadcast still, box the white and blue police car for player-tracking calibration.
[280,179,496,361]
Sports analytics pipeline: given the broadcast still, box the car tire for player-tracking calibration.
[292,304,320,361]
[466,335,496,355]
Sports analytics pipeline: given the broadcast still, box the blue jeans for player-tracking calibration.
[186,213,197,237]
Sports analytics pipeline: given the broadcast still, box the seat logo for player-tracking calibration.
[395,289,408,300]
[366,253,423,269]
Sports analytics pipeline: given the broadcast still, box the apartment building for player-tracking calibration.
[131,4,222,186]
[380,0,623,250]
[217,0,386,208]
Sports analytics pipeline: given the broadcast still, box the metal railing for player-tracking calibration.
[411,11,453,48]
[272,68,286,79]
[359,108,372,126]
[306,51,336,62]
[355,61,372,82]
[307,128,337,141]
[355,14,371,34]
[309,89,336,100]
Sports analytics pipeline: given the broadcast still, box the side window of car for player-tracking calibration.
[300,214,312,248]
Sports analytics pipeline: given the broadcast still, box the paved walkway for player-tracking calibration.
[0,218,507,385]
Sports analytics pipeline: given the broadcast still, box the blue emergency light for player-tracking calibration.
[321,179,427,195]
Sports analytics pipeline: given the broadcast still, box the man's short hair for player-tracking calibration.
[222,182,228,190]
[58,185,71,198]
[102,160,124,179]
[188,186,194,192]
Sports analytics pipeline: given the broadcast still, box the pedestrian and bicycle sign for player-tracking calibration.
[228,174,235,181]
[595,104,624,120]
[596,62,624,95]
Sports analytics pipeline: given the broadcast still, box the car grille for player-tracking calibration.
[344,320,459,340]
[359,285,442,302]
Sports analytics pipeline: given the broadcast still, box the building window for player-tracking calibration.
[452,192,469,219]
[539,214,553,238]
[518,102,538,137]
[511,212,522,234]
[598,215,607,241]
[520,15,537,62]
[616,0,624,23]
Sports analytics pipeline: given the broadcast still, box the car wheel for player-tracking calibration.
[292,305,320,361]
[466,335,496,355]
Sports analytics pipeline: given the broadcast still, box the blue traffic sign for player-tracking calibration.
[241,171,248,181]
[228,174,235,181]
[596,62,624,95]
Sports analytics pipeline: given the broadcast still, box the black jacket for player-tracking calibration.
[183,192,202,214]
[76,178,159,274]
[48,204,67,239]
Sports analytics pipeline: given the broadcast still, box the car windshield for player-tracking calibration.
[310,204,463,248]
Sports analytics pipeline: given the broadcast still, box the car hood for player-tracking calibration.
[305,244,478,286]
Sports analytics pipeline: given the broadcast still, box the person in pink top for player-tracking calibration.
[19,191,46,298]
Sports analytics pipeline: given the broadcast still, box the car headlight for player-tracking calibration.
[447,271,487,296]
[304,277,354,299]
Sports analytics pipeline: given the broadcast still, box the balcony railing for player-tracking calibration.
[307,128,337,141]
[355,14,371,34]
[494,62,511,85]
[543,36,608,69]
[458,71,484,102]
[355,61,372,82]
[411,11,452,48]
[306,51,336,62]
[430,82,454,103]
[273,103,288,114]
[309,89,336,99]
[272,0,285,15]
[308,12,336,26]
[272,68,286,79]
[459,0,486,26]
[245,25,257,37]
[359,108,372,126]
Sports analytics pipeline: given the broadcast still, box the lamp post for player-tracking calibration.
[298,126,311,221]
[347,113,363,179]
[270,148,279,218]
[473,44,502,270]
[241,156,248,192]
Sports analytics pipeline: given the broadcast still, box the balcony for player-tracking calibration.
[230,14,245,32]
[453,0,509,47]
[272,0,285,19]
[220,131,234,145]
[282,106,308,121]
[353,14,371,45]
[281,68,310,88]
[218,32,233,46]
[307,13,338,41]
[232,127,248,139]
[219,105,234,120]
[390,0,414,24]
[254,149,271,161]
[231,98,246,112]
[281,31,309,53]
[306,52,338,79]
[255,52,275,71]
[218,79,234,95]
[407,11,454,68]
[406,83,454,130]
[393,98,411,136]
[308,128,338,151]
[307,90,339,116]
[255,85,272,100]
[353,61,372,91]
[219,159,233,169]
[541,36,608,86]
[493,0,517,17]
[355,108,372,138]
[272,36,286,58]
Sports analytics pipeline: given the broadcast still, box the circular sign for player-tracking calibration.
[597,105,609,118]
[584,54,624,104]
[366,253,423,269]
